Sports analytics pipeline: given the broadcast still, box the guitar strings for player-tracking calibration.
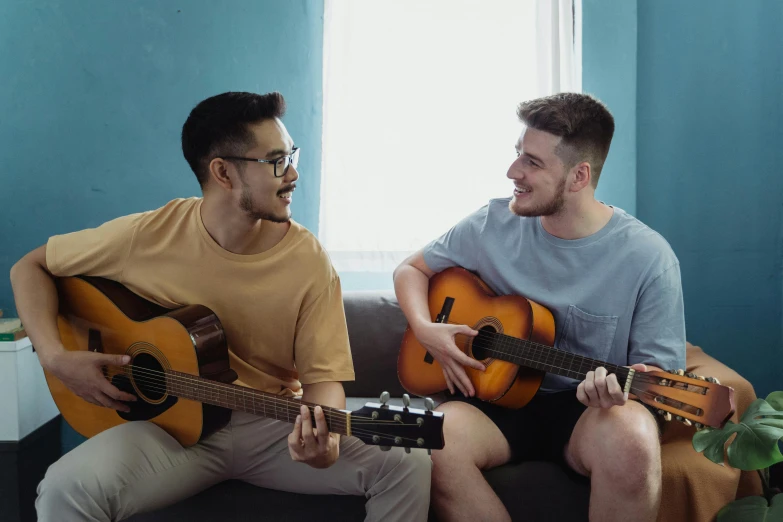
[105,364,378,427]
[101,367,432,445]
[450,337,693,401]
[102,324,706,431]
[107,360,682,426]
[440,322,690,386]
[452,335,663,386]
[103,364,422,427]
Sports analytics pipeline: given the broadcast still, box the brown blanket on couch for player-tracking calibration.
[657,342,763,522]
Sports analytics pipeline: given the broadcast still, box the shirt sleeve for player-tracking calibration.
[422,204,488,273]
[45,213,144,281]
[627,263,687,371]
[294,272,355,385]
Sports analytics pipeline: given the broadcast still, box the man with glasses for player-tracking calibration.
[11,91,431,522]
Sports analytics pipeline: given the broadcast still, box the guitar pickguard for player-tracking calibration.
[112,374,178,422]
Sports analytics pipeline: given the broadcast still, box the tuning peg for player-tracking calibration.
[682,418,693,427]
[663,411,672,421]
[706,377,720,384]
[694,422,704,430]
[427,449,432,456]
[394,437,403,445]
[676,369,685,376]
[404,447,411,454]
[697,375,707,381]
[424,398,435,412]
[686,372,696,378]
[379,391,390,408]
[380,446,391,452]
[402,394,411,411]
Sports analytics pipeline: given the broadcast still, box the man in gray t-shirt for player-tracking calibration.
[394,93,684,522]
[422,197,686,393]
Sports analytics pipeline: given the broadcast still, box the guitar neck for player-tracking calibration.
[476,331,631,385]
[164,370,352,436]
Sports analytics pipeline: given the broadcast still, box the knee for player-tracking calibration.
[401,447,433,483]
[380,445,433,489]
[593,407,661,491]
[36,457,94,518]
[430,404,484,481]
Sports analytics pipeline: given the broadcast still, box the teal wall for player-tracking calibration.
[583,0,637,216]
[635,0,783,397]
[0,0,325,317]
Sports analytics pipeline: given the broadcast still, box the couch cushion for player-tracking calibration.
[342,290,409,397]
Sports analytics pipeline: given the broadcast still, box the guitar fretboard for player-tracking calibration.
[472,330,632,385]
[162,370,351,435]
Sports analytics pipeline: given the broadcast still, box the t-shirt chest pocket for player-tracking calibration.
[557,305,619,361]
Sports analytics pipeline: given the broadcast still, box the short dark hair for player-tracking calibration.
[181,91,286,188]
[516,93,614,186]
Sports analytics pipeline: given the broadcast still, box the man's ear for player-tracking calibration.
[570,162,592,192]
[208,158,234,190]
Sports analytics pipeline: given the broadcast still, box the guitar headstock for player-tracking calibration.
[349,392,444,453]
[634,369,735,429]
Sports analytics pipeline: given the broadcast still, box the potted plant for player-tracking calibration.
[692,391,783,521]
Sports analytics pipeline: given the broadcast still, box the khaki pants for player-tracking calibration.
[36,411,432,522]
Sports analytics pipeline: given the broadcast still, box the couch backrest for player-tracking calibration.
[341,290,408,398]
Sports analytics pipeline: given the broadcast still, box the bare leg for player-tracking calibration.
[565,401,662,522]
[429,402,513,522]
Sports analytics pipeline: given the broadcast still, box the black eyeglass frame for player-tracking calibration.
[222,146,300,178]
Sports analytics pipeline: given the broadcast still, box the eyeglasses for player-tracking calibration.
[223,146,300,178]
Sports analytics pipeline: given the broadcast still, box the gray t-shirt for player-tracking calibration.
[422,197,686,392]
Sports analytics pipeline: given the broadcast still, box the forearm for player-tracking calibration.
[301,381,346,410]
[393,264,433,333]
[9,254,63,368]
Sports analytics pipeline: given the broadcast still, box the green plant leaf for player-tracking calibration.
[766,392,783,412]
[692,398,783,471]
[693,422,740,466]
[716,493,783,522]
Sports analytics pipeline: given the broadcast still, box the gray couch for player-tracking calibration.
[129,291,590,522]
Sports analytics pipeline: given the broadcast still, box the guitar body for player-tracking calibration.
[47,276,235,446]
[398,267,555,408]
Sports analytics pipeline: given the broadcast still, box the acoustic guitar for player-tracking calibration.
[44,276,444,452]
[397,267,735,429]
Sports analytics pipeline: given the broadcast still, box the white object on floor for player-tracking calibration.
[0,337,59,441]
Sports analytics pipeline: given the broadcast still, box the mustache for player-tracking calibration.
[277,184,297,195]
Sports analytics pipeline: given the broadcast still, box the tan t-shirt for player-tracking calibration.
[46,197,355,396]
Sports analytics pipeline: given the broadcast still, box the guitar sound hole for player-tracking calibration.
[471,326,497,361]
[131,352,166,402]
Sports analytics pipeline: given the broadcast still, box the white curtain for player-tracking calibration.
[320,0,582,273]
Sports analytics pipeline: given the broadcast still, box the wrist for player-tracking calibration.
[410,316,433,335]
[37,345,65,370]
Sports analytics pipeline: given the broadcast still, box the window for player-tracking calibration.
[321,0,581,275]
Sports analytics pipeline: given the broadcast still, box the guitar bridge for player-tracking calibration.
[424,297,455,364]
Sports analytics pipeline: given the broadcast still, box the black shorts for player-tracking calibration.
[445,389,588,481]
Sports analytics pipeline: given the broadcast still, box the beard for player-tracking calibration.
[239,182,291,223]
[509,174,567,217]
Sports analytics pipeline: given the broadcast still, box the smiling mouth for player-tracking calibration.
[514,186,531,196]
[278,186,296,198]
